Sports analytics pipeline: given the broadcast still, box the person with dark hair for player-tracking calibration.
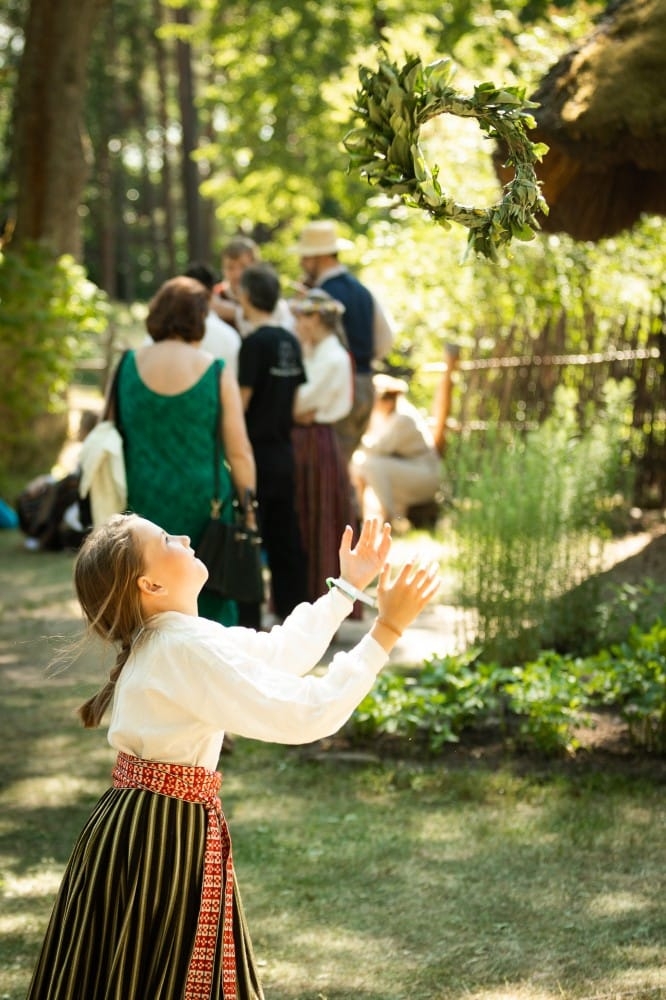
[212,236,294,335]
[183,262,241,376]
[25,513,440,1000]
[113,275,256,626]
[236,263,307,627]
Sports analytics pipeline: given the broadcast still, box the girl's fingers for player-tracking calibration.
[339,523,354,557]
[383,560,441,598]
[377,522,392,560]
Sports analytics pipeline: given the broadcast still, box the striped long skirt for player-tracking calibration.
[292,423,362,617]
[25,780,264,999]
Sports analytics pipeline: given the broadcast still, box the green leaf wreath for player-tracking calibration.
[344,53,549,261]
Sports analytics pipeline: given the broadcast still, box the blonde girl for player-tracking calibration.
[26,514,439,1000]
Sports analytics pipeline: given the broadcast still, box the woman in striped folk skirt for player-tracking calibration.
[291,289,362,617]
[26,511,440,999]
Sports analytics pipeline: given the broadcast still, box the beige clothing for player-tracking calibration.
[351,398,441,519]
[78,421,127,526]
[294,334,353,424]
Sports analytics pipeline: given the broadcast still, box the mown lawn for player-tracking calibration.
[1,529,664,1000]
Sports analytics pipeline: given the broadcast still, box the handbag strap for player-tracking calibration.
[211,360,223,515]
[102,349,131,435]
[211,361,257,522]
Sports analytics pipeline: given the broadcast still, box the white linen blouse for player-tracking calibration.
[293,334,353,424]
[107,589,386,769]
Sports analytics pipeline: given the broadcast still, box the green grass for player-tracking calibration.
[1,528,664,1000]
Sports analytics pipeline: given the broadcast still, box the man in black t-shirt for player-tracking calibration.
[237,263,308,626]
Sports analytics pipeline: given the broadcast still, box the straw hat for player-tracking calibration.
[291,221,354,256]
[373,373,409,396]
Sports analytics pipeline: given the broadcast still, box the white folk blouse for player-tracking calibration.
[107,589,386,769]
[293,334,353,424]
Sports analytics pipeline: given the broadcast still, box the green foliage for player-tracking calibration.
[344,51,548,260]
[352,650,510,751]
[347,617,666,756]
[584,622,666,752]
[448,379,634,662]
[0,245,108,497]
[503,652,589,753]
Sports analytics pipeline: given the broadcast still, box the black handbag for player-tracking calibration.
[196,370,263,603]
[198,492,264,603]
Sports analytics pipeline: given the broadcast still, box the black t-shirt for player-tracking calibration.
[238,324,306,447]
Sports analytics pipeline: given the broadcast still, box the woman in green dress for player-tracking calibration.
[114,275,256,625]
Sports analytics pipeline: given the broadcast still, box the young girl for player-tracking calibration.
[26,514,440,1000]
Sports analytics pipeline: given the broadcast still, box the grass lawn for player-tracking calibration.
[0,528,664,1000]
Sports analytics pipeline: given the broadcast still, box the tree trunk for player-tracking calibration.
[12,0,111,258]
[152,0,178,279]
[174,5,203,263]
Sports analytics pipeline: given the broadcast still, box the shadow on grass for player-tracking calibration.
[1,528,665,1000]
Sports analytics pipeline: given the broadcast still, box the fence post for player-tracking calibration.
[433,343,460,455]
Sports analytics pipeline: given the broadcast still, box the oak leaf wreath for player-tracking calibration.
[344,53,549,261]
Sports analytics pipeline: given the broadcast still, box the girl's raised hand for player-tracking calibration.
[338,518,392,591]
[371,559,441,651]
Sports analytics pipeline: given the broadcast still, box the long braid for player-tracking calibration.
[78,643,133,728]
[75,515,146,728]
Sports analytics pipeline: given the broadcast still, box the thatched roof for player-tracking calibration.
[498,0,666,241]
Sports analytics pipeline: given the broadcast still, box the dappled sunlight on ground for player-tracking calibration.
[4,774,105,809]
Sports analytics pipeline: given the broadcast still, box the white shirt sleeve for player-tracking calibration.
[223,587,353,676]
[174,630,386,745]
[108,590,388,765]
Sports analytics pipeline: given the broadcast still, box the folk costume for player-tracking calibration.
[26,588,390,999]
[292,331,360,610]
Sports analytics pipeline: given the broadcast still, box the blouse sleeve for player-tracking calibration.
[224,588,353,676]
[144,618,388,746]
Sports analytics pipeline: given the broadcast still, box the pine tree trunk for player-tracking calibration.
[12,0,111,258]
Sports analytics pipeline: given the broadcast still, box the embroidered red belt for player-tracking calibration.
[112,751,236,999]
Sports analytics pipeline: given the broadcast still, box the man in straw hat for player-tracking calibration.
[291,220,394,464]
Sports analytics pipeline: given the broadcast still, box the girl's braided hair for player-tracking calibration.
[75,514,146,728]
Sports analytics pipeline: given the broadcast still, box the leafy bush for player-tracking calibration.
[0,244,108,496]
[583,622,666,752]
[351,650,511,753]
[502,652,590,754]
[448,381,634,663]
[346,617,666,756]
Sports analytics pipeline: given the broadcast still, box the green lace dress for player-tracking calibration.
[118,351,237,625]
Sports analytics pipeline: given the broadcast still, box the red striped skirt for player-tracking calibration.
[26,753,263,999]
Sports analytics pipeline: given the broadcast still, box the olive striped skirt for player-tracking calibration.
[26,766,264,999]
